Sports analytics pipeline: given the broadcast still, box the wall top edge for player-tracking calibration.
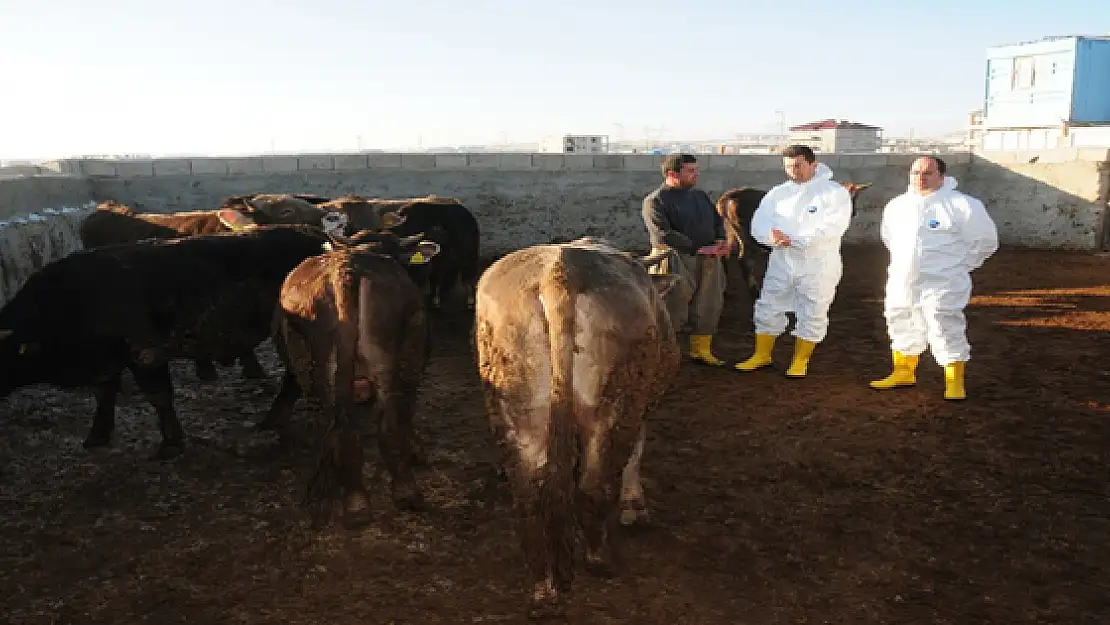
[4,151,990,178]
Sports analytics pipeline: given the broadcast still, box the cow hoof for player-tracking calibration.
[619,506,651,527]
[151,443,184,461]
[584,553,616,578]
[195,367,219,382]
[526,596,565,621]
[341,490,373,527]
[344,488,372,514]
[82,433,112,449]
[409,445,429,467]
[392,483,424,511]
[254,415,282,431]
[241,366,268,380]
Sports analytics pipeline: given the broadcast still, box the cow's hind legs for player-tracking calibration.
[257,370,300,434]
[508,461,568,620]
[619,425,651,527]
[239,350,268,379]
[193,357,219,381]
[577,429,624,579]
[377,391,423,510]
[129,361,186,460]
[336,428,372,524]
[305,423,371,528]
[84,374,122,449]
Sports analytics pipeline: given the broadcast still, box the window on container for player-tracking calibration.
[1011,56,1036,89]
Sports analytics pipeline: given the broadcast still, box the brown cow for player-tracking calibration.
[257,228,441,526]
[474,237,684,619]
[81,195,332,246]
[716,182,872,302]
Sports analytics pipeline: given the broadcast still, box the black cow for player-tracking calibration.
[0,224,335,459]
[255,193,482,311]
[78,196,341,382]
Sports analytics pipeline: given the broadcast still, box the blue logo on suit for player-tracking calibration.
[927,219,940,228]
[806,205,818,213]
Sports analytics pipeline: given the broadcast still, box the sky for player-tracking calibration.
[0,0,1107,160]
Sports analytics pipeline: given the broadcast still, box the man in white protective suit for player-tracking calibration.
[734,144,853,377]
[869,155,998,400]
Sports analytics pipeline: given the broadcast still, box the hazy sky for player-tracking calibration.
[1,0,1106,160]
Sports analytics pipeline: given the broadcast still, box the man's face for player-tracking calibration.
[783,156,817,183]
[667,162,699,189]
[910,157,943,194]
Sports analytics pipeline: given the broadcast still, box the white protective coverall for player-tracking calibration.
[749,163,853,342]
[879,176,998,365]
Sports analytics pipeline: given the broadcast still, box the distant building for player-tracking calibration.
[786,119,883,153]
[966,110,985,150]
[562,134,609,154]
[980,35,1110,150]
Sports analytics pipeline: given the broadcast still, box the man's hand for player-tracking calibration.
[696,239,730,257]
[770,228,792,247]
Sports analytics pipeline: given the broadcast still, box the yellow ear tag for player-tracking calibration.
[408,251,425,265]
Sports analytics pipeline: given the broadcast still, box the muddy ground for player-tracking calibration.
[1,246,1108,624]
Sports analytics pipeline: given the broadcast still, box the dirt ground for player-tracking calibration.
[1,245,1108,625]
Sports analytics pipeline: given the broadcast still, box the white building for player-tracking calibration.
[980,35,1110,150]
[561,135,610,154]
[786,119,883,153]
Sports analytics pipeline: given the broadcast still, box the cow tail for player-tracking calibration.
[537,254,580,589]
[306,269,363,526]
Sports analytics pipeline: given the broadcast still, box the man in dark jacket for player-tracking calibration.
[642,153,732,366]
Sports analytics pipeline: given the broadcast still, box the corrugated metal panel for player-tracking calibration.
[1070,38,1110,123]
[987,36,1076,59]
[983,38,1078,128]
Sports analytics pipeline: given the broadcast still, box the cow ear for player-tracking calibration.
[0,329,12,340]
[406,241,440,265]
[650,274,682,298]
[217,210,258,231]
[640,250,669,271]
[397,232,425,247]
[380,211,406,229]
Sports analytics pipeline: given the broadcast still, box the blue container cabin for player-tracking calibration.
[984,35,1110,129]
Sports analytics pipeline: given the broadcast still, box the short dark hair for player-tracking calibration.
[661,153,697,177]
[914,155,947,175]
[931,155,947,175]
[781,144,816,163]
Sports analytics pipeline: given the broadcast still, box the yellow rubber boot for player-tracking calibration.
[784,337,817,378]
[869,351,919,390]
[688,334,726,367]
[943,361,966,400]
[734,333,775,372]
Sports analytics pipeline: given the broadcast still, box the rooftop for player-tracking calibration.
[788,119,883,132]
[989,34,1110,48]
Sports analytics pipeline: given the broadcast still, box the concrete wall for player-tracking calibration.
[964,148,1110,250]
[0,149,1106,304]
[82,153,959,253]
[0,172,93,220]
[0,203,97,307]
[18,152,976,254]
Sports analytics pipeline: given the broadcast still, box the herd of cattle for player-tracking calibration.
[0,180,871,619]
